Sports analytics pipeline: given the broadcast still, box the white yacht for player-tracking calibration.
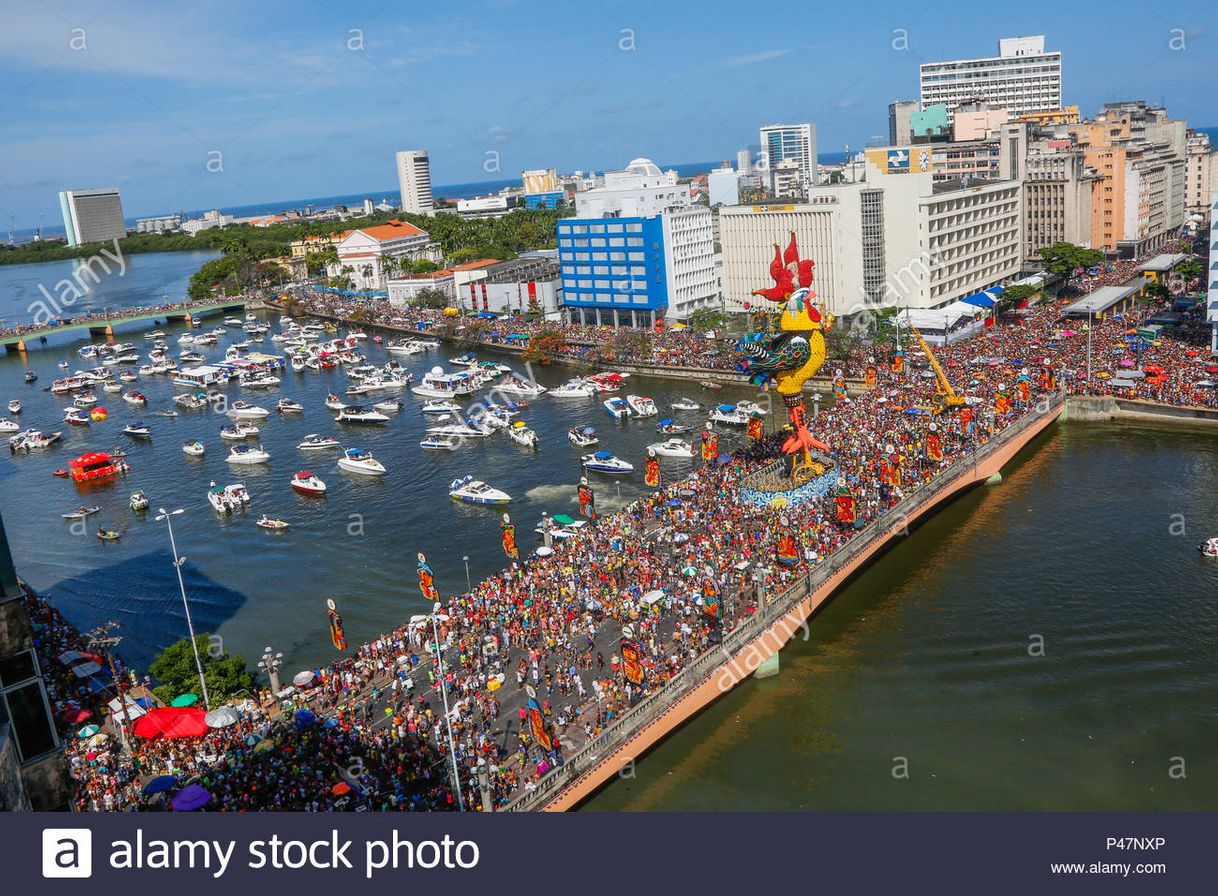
[581,451,634,474]
[411,367,478,399]
[647,438,694,458]
[708,403,750,426]
[420,400,463,415]
[498,376,546,397]
[507,421,539,448]
[336,406,390,425]
[298,433,340,451]
[603,397,632,420]
[449,475,512,505]
[550,379,596,398]
[626,394,658,417]
[228,401,270,419]
[337,448,386,476]
[567,426,598,448]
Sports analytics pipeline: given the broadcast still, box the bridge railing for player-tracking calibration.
[503,391,1065,811]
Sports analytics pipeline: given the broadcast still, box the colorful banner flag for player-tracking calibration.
[747,416,764,440]
[892,349,904,374]
[776,531,800,565]
[527,697,552,751]
[864,364,877,388]
[926,430,944,462]
[577,479,596,520]
[327,600,346,651]
[620,638,645,685]
[834,484,857,525]
[703,580,723,619]
[417,553,439,601]
[644,454,661,488]
[500,514,518,560]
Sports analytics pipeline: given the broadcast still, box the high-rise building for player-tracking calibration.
[736,149,752,174]
[557,157,717,325]
[758,123,817,195]
[1185,131,1218,213]
[920,35,1062,121]
[58,188,125,247]
[1208,192,1218,353]
[394,150,434,216]
[708,165,739,207]
[889,101,918,146]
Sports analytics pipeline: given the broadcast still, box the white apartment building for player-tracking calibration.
[395,150,434,216]
[136,214,182,234]
[331,219,440,290]
[1186,131,1218,213]
[758,123,818,195]
[720,153,1022,317]
[920,35,1061,121]
[662,206,718,319]
[574,158,689,218]
[58,188,125,246]
[456,195,511,218]
[708,166,739,207]
[1023,148,1096,259]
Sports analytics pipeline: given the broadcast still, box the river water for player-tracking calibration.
[2,254,1216,811]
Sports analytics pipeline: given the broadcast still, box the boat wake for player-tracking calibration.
[524,484,578,504]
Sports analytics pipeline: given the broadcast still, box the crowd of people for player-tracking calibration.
[32,247,1216,812]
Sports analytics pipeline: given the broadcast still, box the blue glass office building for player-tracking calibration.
[556,216,668,326]
[524,191,564,210]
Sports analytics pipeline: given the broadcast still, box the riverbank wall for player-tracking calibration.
[505,393,1066,812]
[1064,396,1218,426]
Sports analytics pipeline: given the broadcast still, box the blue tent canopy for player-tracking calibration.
[960,285,1004,308]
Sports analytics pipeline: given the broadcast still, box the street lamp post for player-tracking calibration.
[430,613,465,811]
[155,508,210,709]
[462,555,471,593]
[1086,308,1093,383]
[259,646,283,695]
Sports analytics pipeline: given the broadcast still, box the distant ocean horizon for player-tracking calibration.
[10,154,851,244]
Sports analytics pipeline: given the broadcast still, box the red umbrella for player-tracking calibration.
[331,782,351,796]
[133,707,209,739]
[62,708,92,724]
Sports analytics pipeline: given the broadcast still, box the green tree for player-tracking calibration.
[996,283,1040,313]
[149,634,255,705]
[412,287,451,310]
[523,327,567,365]
[1176,258,1203,282]
[689,307,729,331]
[1038,242,1106,280]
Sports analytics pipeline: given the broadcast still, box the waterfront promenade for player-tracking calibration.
[1,298,248,352]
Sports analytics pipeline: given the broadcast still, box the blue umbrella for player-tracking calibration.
[171,783,212,811]
[323,717,339,729]
[293,708,317,729]
[667,498,683,507]
[142,774,177,795]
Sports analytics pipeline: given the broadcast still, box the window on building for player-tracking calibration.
[589,224,606,234]
[0,649,57,762]
[627,223,643,232]
[627,238,644,247]
[609,238,625,247]
[606,223,624,233]
[569,224,587,234]
[590,238,606,247]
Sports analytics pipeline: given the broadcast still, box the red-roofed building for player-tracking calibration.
[332,219,441,289]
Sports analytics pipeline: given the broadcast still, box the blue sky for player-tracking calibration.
[0,0,1213,227]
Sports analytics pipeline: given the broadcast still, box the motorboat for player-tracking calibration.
[1199,537,1218,557]
[73,393,98,407]
[24,371,37,384]
[411,367,478,399]
[346,329,368,341]
[700,380,723,391]
[228,401,270,418]
[336,406,390,424]
[276,398,304,413]
[103,382,123,393]
[507,421,539,448]
[338,448,386,476]
[242,375,281,389]
[138,364,156,376]
[97,527,123,541]
[736,399,768,417]
[324,394,348,411]
[656,418,694,435]
[449,353,478,368]
[63,408,91,426]
[219,421,260,440]
[8,400,21,414]
[226,444,270,464]
[179,351,205,363]
[647,438,694,458]
[386,339,428,356]
[119,371,139,382]
[129,491,149,512]
[9,429,62,452]
[534,513,588,541]
[66,450,121,482]
[208,482,251,513]
[182,440,206,457]
[256,515,290,531]
[0,418,19,432]
[568,426,598,448]
[449,475,512,505]
[421,400,463,415]
[177,334,195,345]
[57,360,69,369]
[420,435,460,451]
[671,397,700,411]
[143,330,166,340]
[123,390,147,406]
[290,471,327,495]
[123,422,151,439]
[373,399,401,413]
[298,434,340,451]
[498,376,546,397]
[62,505,100,520]
[626,394,658,417]
[51,376,86,394]
[582,451,634,474]
[150,410,178,418]
[426,421,495,439]
[550,379,596,398]
[290,355,307,373]
[588,373,626,393]
[469,408,510,430]
[224,317,243,326]
[708,404,749,426]
[173,392,208,410]
[603,396,632,419]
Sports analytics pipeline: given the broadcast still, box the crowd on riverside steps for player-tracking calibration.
[30,247,1217,811]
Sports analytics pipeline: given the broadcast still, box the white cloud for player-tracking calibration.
[720,48,792,68]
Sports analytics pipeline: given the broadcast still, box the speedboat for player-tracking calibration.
[256,515,290,530]
[426,421,495,439]
[449,353,478,368]
[1199,537,1218,557]
[298,434,340,451]
[603,397,632,420]
[700,380,722,392]
[150,409,178,418]
[420,400,463,415]
[224,317,243,327]
[177,334,195,345]
[208,482,251,513]
[226,444,270,464]
[324,394,348,411]
[0,418,20,432]
[373,399,401,413]
[736,399,768,417]
[9,429,61,451]
[550,379,596,398]
[182,440,206,457]
[103,382,123,393]
[449,475,512,505]
[338,448,386,476]
[498,376,547,397]
[626,395,658,417]
[507,421,539,448]
[119,371,139,382]
[534,514,588,541]
[23,371,37,384]
[276,398,304,413]
[228,401,270,419]
[123,422,151,439]
[647,438,694,458]
[411,367,478,399]
[420,435,460,451]
[63,408,91,426]
[220,421,260,440]
[123,390,147,406]
[8,400,21,414]
[143,330,166,340]
[62,505,100,520]
[73,393,98,407]
[671,398,701,411]
[290,355,306,373]
[57,360,69,369]
[656,418,694,435]
[290,471,327,495]
[179,351,205,363]
[582,451,634,474]
[242,375,281,389]
[708,404,749,426]
[129,491,149,512]
[336,406,390,424]
[568,426,598,448]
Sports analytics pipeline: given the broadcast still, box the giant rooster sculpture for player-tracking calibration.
[737,233,830,482]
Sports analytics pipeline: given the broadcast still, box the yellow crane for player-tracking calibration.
[909,325,967,414]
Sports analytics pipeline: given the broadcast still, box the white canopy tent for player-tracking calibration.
[894,302,986,345]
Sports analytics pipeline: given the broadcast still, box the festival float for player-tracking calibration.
[68,451,125,484]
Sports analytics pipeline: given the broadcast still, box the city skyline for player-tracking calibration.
[0,0,1214,226]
